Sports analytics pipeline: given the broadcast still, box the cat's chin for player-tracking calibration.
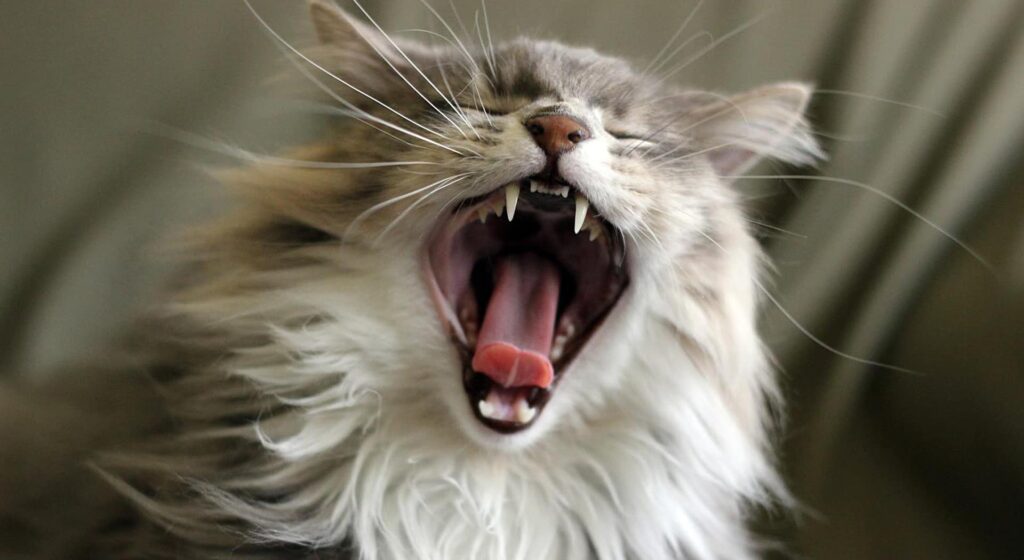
[423,177,628,437]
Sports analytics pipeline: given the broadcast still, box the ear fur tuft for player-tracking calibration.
[692,82,825,178]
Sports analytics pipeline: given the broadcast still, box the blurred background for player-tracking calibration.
[1,0,1021,557]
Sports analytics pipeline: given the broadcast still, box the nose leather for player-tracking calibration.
[524,114,591,157]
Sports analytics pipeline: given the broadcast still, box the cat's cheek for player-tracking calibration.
[558,141,630,224]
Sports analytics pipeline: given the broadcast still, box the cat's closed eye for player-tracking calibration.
[606,130,647,141]
[461,104,648,141]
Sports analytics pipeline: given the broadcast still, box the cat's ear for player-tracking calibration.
[308,0,412,84]
[690,82,824,179]
[310,1,388,53]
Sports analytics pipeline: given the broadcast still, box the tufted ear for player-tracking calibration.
[309,0,393,55]
[307,0,419,94]
[689,82,824,179]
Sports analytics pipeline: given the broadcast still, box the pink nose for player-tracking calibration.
[524,114,591,157]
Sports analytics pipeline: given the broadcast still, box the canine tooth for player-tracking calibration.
[573,194,589,234]
[479,399,495,419]
[505,183,520,221]
[490,198,505,217]
[515,399,537,424]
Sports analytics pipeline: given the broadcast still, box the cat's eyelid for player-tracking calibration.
[473,106,510,117]
[607,130,649,141]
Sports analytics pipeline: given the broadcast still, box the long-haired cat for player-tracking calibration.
[2,1,822,558]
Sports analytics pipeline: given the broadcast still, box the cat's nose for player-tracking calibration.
[524,114,591,157]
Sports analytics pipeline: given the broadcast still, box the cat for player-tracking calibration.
[1,1,822,558]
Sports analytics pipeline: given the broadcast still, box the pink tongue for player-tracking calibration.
[471,253,560,389]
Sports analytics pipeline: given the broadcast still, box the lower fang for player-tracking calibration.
[515,399,537,423]
[479,399,496,419]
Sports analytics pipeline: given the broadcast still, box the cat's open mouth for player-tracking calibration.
[424,177,628,434]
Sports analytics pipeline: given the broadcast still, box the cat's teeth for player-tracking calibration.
[515,399,537,424]
[478,399,496,419]
[574,194,589,234]
[490,198,505,218]
[531,181,576,197]
[586,221,603,242]
[477,207,490,224]
[550,333,568,362]
[505,183,520,221]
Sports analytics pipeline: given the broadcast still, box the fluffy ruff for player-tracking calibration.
[97,221,783,560]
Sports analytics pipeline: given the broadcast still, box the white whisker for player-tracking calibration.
[271,39,465,155]
[744,217,807,240]
[641,0,706,75]
[345,172,474,243]
[418,0,485,77]
[655,11,770,86]
[299,101,430,150]
[374,175,471,243]
[242,0,450,144]
[814,89,947,118]
[480,0,498,75]
[694,230,916,374]
[647,31,713,78]
[649,141,738,168]
[631,92,750,158]
[436,57,483,140]
[350,0,472,139]
[473,10,497,78]
[726,174,995,273]
[143,124,437,169]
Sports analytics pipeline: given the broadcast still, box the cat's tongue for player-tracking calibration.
[471,253,560,389]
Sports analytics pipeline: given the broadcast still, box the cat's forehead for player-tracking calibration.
[486,39,651,116]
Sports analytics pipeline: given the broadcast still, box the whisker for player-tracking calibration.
[626,93,748,157]
[641,0,705,75]
[654,10,771,86]
[242,0,451,144]
[142,124,438,169]
[725,174,995,273]
[811,129,868,143]
[474,10,497,78]
[694,230,916,374]
[435,58,483,140]
[447,0,476,51]
[649,142,739,168]
[470,81,495,127]
[744,217,807,240]
[299,101,432,151]
[417,0,484,77]
[345,172,474,242]
[646,31,714,78]
[270,38,465,155]
[374,175,471,243]
[813,89,947,118]
[350,0,472,139]
[480,0,499,75]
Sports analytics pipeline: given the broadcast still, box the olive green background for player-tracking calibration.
[1,1,1021,557]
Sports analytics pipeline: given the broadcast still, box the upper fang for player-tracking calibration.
[574,194,589,234]
[505,183,520,221]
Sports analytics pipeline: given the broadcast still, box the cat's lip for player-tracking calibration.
[422,178,628,435]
